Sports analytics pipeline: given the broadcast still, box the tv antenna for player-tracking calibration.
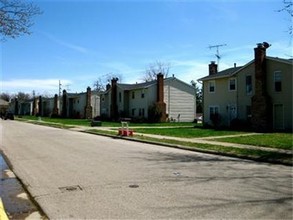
[208,44,227,67]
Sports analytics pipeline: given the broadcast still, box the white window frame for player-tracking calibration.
[209,105,219,120]
[228,78,237,91]
[245,75,252,95]
[274,71,282,92]
[208,81,215,93]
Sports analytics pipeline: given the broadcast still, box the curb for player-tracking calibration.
[84,130,292,166]
[0,198,9,220]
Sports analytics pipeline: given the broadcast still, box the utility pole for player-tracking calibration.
[58,80,62,112]
[208,44,227,69]
[59,80,62,97]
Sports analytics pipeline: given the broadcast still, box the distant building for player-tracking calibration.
[100,74,196,122]
[0,99,9,115]
[198,42,293,132]
[9,87,100,119]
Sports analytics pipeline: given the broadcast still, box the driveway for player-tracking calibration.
[1,120,292,219]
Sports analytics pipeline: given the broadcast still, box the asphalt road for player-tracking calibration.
[1,120,292,219]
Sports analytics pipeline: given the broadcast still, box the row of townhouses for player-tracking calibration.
[9,87,100,119]
[9,74,196,122]
[7,43,292,131]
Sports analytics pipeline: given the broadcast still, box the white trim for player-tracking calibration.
[208,80,216,93]
[209,105,219,119]
[273,70,282,93]
[228,78,237,91]
[245,74,252,96]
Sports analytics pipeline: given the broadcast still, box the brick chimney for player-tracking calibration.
[38,96,42,116]
[61,89,67,118]
[106,83,111,91]
[157,73,164,102]
[251,42,272,132]
[209,61,218,75]
[110,77,119,120]
[53,94,59,116]
[84,86,93,119]
[155,73,166,122]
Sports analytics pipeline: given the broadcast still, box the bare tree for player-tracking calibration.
[93,73,123,92]
[277,0,293,35]
[142,61,170,82]
[0,92,11,101]
[0,0,42,40]
[14,91,31,101]
[93,78,105,92]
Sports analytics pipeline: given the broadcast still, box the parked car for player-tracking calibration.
[4,112,14,120]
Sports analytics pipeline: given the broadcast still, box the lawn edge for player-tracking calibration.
[83,130,292,166]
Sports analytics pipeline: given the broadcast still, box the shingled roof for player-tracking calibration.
[198,56,292,82]
[198,66,243,81]
[117,80,157,90]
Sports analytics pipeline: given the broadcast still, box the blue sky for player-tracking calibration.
[1,0,292,95]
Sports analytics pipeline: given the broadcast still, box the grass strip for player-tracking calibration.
[133,127,244,138]
[214,133,293,150]
[16,116,197,127]
[86,129,292,166]
[16,119,74,129]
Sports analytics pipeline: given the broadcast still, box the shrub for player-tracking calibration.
[210,113,221,128]
[148,104,162,123]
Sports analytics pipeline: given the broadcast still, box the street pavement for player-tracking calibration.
[1,120,292,219]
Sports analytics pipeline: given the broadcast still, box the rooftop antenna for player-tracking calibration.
[208,44,227,69]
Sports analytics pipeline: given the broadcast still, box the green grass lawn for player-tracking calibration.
[18,116,93,126]
[215,133,293,150]
[17,116,196,127]
[17,116,292,154]
[133,127,244,138]
[86,129,292,165]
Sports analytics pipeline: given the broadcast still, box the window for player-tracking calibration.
[208,81,215,93]
[209,106,219,119]
[141,93,145,98]
[229,78,236,91]
[274,71,282,92]
[246,75,252,95]
[138,108,145,117]
[132,91,135,99]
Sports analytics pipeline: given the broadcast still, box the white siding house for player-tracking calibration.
[100,75,196,122]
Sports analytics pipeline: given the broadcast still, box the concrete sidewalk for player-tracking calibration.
[70,126,292,155]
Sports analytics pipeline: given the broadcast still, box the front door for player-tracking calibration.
[228,104,237,125]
